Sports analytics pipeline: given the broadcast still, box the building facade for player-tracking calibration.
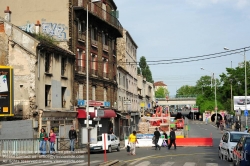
[138,75,154,117]
[116,29,138,139]
[0,0,123,135]
[0,16,76,138]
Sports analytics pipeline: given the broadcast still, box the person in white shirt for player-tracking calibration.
[244,127,249,133]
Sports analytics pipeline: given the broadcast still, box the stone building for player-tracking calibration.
[116,29,138,139]
[0,0,123,135]
[0,15,76,138]
[138,75,155,117]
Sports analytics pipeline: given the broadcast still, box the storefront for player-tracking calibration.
[38,110,78,138]
[115,112,129,140]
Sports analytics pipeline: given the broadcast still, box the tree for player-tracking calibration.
[155,86,169,98]
[176,85,196,96]
[138,56,154,83]
[137,67,141,75]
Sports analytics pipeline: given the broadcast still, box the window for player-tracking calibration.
[61,58,66,76]
[92,86,96,100]
[78,20,86,33]
[77,50,85,72]
[79,84,83,100]
[104,88,107,101]
[102,33,108,46]
[91,27,98,41]
[45,53,52,73]
[45,85,51,107]
[92,55,97,71]
[62,87,66,108]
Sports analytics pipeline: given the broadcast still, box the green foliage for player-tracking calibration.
[176,85,196,96]
[32,33,58,45]
[138,56,154,83]
[155,86,169,98]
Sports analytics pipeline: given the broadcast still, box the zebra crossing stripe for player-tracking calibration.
[159,161,175,166]
[135,161,151,166]
[206,163,218,166]
[183,162,197,166]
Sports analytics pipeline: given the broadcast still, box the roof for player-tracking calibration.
[154,81,167,86]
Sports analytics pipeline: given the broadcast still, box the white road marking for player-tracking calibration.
[135,161,151,166]
[160,161,175,166]
[183,162,197,166]
[206,163,218,166]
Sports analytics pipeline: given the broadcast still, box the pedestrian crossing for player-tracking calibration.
[128,161,232,166]
[0,160,232,166]
[0,160,101,166]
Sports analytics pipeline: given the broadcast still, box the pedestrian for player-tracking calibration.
[68,126,77,152]
[39,128,48,155]
[235,121,240,131]
[168,128,176,150]
[108,127,113,134]
[244,127,248,133]
[154,128,161,150]
[49,128,56,154]
[162,131,168,147]
[128,131,139,155]
[205,117,208,125]
[220,122,224,133]
[216,121,220,130]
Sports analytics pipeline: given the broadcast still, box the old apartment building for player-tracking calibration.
[0,14,75,138]
[0,0,123,134]
[116,29,138,139]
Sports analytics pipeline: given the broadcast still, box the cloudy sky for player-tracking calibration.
[115,0,250,96]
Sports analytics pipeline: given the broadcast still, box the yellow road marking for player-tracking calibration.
[124,152,217,162]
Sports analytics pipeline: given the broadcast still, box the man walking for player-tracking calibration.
[69,126,77,152]
[168,128,176,150]
[128,131,139,155]
[154,128,161,150]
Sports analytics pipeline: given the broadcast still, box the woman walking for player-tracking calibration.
[39,128,48,155]
[49,128,56,154]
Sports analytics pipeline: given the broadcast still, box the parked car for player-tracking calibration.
[90,134,120,153]
[232,135,250,166]
[218,131,248,162]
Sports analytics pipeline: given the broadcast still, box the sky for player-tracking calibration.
[115,0,250,96]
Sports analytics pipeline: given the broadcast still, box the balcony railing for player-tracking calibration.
[75,65,86,73]
[91,69,97,76]
[91,39,98,47]
[76,2,123,35]
[78,32,86,41]
[103,72,108,78]
[103,44,109,52]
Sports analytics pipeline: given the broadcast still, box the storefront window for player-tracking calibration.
[51,121,60,136]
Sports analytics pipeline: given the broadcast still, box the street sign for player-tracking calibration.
[236,109,241,115]
[123,100,131,105]
[244,110,248,117]
[96,109,104,117]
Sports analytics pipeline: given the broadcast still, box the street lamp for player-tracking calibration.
[201,67,218,123]
[86,1,100,166]
[224,47,247,128]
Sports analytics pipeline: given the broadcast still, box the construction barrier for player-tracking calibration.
[175,138,213,147]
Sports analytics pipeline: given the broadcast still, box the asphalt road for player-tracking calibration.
[0,120,233,166]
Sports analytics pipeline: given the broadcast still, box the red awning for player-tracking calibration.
[77,109,116,119]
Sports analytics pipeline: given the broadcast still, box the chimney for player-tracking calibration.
[35,20,41,34]
[4,6,11,22]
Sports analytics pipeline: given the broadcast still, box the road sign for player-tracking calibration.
[236,109,241,115]
[244,110,248,117]
[123,100,131,105]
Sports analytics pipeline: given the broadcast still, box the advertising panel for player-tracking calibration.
[0,66,14,116]
[234,96,250,111]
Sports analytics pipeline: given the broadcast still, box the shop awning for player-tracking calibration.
[77,109,116,119]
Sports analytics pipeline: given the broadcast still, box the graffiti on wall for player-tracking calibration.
[19,19,68,41]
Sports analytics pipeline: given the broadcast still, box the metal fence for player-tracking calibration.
[0,138,82,157]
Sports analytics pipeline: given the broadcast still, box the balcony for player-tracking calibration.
[91,39,98,47]
[103,72,108,78]
[91,69,97,76]
[75,65,86,73]
[74,2,123,36]
[78,32,86,42]
[103,44,109,52]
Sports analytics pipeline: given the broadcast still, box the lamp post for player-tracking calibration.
[86,1,100,166]
[224,47,247,128]
[201,68,218,123]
